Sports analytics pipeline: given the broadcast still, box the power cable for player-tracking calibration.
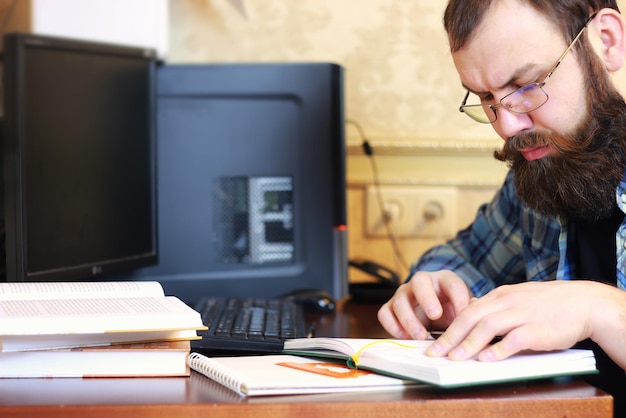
[345,119,410,276]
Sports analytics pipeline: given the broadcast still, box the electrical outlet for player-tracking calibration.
[365,185,458,238]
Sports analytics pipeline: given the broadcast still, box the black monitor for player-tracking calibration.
[117,63,348,305]
[1,33,158,282]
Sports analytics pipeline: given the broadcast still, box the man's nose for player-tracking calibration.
[493,106,534,139]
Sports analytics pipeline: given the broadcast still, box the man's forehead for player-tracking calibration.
[451,1,566,93]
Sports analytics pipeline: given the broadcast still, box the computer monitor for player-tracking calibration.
[117,63,348,305]
[1,33,158,282]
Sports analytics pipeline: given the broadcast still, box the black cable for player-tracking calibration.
[345,119,410,276]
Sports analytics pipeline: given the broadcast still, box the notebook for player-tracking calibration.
[187,353,421,396]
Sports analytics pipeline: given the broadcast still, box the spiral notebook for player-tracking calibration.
[187,353,420,397]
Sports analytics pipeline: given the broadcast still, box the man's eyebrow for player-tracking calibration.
[462,62,540,95]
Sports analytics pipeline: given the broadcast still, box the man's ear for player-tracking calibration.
[589,8,626,72]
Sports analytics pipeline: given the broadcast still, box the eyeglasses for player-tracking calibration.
[459,12,597,124]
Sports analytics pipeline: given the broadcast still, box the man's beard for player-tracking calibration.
[494,52,626,222]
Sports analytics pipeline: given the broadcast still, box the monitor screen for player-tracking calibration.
[1,33,158,282]
[117,63,348,305]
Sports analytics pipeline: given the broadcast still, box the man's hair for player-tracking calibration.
[443,0,620,52]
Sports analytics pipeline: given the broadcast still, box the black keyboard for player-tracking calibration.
[191,296,308,354]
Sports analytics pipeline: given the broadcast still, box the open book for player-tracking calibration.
[188,352,421,396]
[283,338,597,388]
[0,281,206,351]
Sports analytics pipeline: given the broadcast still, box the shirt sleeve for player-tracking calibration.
[409,171,560,297]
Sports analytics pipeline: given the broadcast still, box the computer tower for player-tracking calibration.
[121,63,348,305]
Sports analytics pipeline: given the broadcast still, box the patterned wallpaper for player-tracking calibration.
[167,0,510,278]
[167,0,500,147]
[167,1,626,278]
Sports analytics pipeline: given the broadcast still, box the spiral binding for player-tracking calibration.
[188,352,247,396]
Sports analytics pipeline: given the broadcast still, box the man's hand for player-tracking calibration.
[379,273,626,370]
[425,280,626,368]
[377,270,472,340]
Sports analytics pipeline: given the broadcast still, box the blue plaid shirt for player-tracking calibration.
[411,170,626,295]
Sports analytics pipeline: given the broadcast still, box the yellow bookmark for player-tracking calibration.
[348,339,417,368]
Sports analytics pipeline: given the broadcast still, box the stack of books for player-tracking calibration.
[0,281,206,377]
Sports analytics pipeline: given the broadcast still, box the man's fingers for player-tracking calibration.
[411,271,444,320]
[390,292,430,340]
[378,270,472,342]
[426,300,511,358]
[377,303,411,339]
[377,285,429,340]
[477,324,546,362]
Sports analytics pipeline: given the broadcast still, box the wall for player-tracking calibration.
[0,0,168,56]
[167,0,623,282]
[169,1,500,142]
[166,0,507,282]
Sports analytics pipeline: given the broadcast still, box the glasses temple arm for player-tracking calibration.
[541,12,598,86]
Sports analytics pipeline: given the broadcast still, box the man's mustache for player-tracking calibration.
[507,132,549,150]
[495,132,550,162]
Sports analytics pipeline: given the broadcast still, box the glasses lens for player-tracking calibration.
[503,84,548,113]
[461,104,495,123]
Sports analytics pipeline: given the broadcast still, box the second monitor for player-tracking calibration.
[120,63,348,305]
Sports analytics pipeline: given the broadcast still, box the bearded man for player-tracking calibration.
[377,1,626,415]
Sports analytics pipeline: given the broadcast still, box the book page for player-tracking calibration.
[0,281,165,301]
[284,338,403,357]
[359,341,596,387]
[0,296,204,335]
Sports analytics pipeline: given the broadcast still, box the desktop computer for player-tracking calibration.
[121,63,348,305]
[1,33,348,308]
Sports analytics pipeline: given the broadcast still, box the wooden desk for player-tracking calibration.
[0,299,613,418]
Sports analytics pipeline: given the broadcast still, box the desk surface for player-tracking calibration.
[0,299,613,418]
